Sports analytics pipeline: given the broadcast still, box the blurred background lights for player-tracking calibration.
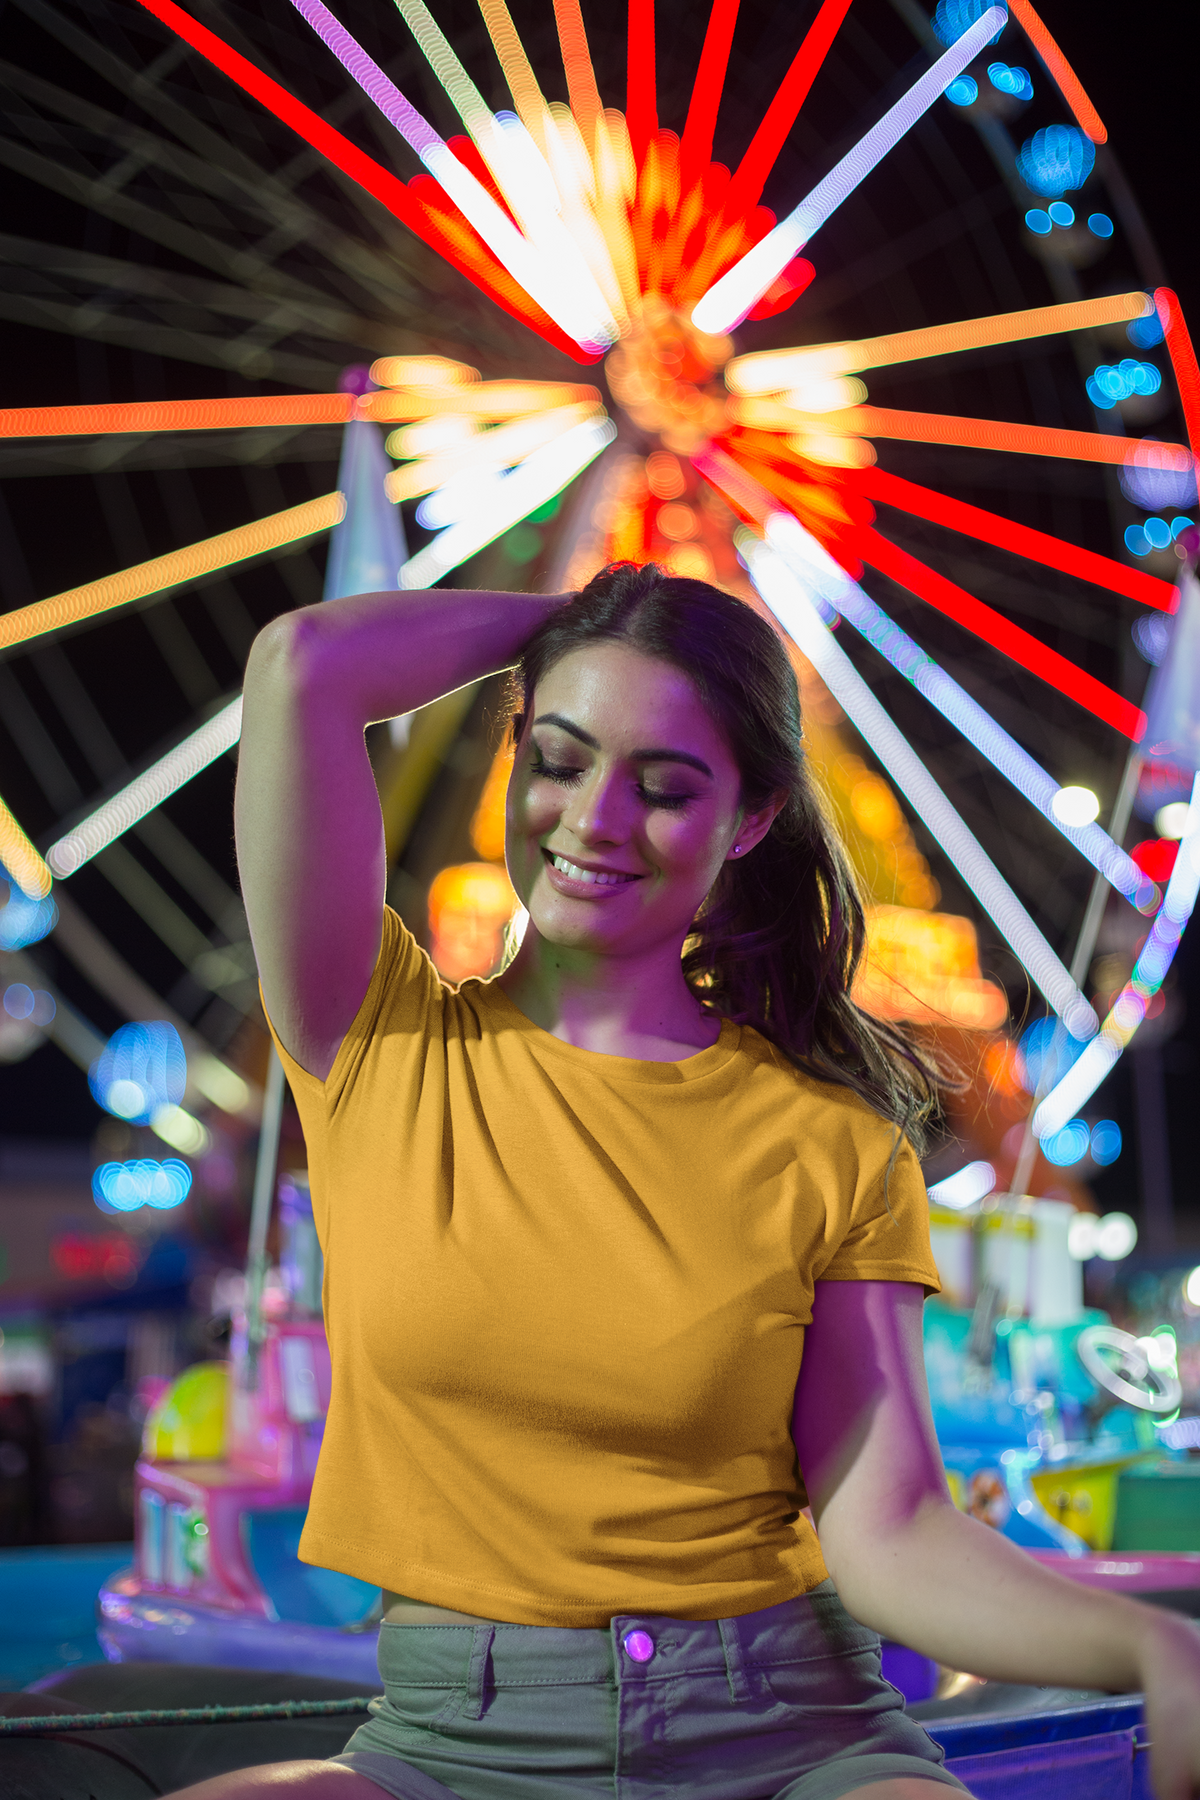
[945,75,978,105]
[931,0,1005,46]
[1016,125,1095,196]
[1087,213,1114,239]
[88,1020,186,1125]
[1132,614,1171,664]
[1128,312,1165,349]
[1047,200,1074,227]
[3,983,55,1025]
[1086,360,1162,408]
[1024,209,1051,235]
[1185,1267,1200,1310]
[1156,802,1193,840]
[1018,1016,1087,1093]
[1051,785,1100,827]
[1089,1119,1123,1165]
[0,877,58,951]
[1068,1210,1139,1261]
[927,1159,996,1209]
[1125,515,1192,556]
[1119,441,1199,511]
[987,61,1032,99]
[92,1157,192,1213]
[1041,1118,1091,1166]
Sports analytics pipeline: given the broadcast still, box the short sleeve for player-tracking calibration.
[262,905,442,1118]
[819,1135,941,1294]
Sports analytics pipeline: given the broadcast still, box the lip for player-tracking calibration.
[541,847,644,899]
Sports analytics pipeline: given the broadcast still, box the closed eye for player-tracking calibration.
[533,756,697,812]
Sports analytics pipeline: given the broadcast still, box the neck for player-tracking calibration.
[496,929,720,1060]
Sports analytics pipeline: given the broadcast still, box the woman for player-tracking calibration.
[178,564,1200,1800]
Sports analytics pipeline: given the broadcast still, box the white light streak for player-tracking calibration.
[929,1160,997,1209]
[691,7,1007,334]
[739,529,1098,1040]
[47,698,243,878]
[1034,772,1200,1137]
[400,415,617,590]
[762,515,1152,908]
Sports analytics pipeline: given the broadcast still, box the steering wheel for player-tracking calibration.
[1076,1325,1183,1414]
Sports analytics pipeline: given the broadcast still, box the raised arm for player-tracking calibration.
[235,586,563,1079]
[794,1280,1200,1800]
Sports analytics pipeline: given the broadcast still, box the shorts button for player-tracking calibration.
[622,1629,655,1663]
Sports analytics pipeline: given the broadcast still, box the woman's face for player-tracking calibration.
[506,641,772,961]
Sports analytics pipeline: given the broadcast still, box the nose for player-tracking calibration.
[561,768,630,846]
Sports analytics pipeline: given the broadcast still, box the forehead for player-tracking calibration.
[531,642,732,765]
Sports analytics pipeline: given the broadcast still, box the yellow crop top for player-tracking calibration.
[268,905,940,1626]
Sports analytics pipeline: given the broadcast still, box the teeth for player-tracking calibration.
[551,854,635,886]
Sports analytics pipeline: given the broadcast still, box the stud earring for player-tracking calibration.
[733,844,742,855]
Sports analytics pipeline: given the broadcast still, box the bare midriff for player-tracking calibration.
[381,1591,510,1626]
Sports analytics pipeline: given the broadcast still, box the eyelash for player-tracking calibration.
[532,757,695,812]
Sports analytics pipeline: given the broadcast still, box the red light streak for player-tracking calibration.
[129,0,586,362]
[680,0,740,191]
[862,530,1147,740]
[856,466,1179,614]
[1155,289,1200,470]
[1006,0,1106,144]
[626,0,657,164]
[746,256,815,321]
[724,0,853,218]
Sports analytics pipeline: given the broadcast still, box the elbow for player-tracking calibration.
[244,607,329,703]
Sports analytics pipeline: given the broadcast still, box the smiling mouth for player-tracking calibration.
[546,852,641,887]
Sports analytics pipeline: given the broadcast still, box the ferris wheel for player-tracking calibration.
[0,0,1196,1195]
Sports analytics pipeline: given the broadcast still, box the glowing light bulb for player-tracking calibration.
[1051,785,1100,827]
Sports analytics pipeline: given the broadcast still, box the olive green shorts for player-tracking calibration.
[331,1581,968,1800]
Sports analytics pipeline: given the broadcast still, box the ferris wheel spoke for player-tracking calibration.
[860,529,1145,740]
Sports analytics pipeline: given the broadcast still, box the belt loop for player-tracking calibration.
[718,1616,750,1704]
[464,1624,495,1720]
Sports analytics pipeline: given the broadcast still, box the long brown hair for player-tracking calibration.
[511,562,942,1150]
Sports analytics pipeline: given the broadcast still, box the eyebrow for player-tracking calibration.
[532,712,714,779]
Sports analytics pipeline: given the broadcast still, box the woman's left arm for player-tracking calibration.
[794,1279,1200,1800]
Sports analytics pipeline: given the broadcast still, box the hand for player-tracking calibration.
[1137,1608,1200,1799]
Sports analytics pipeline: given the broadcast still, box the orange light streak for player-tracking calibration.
[1155,289,1200,470]
[726,291,1154,390]
[1006,0,1106,144]
[727,397,1193,472]
[626,0,657,164]
[361,382,600,422]
[384,402,604,501]
[680,0,739,189]
[477,0,551,151]
[856,465,1179,613]
[0,394,353,440]
[0,795,52,899]
[553,0,603,149]
[862,530,1147,740]
[724,0,853,218]
[370,356,479,388]
[0,494,345,653]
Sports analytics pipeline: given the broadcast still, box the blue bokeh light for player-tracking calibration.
[1143,516,1173,551]
[89,1021,187,1124]
[0,872,58,951]
[1128,312,1165,349]
[987,61,1032,98]
[1088,213,1114,239]
[1086,359,1162,408]
[1120,442,1198,511]
[1132,613,1171,664]
[1018,1018,1088,1094]
[932,0,1007,46]
[1017,125,1095,196]
[1025,209,1052,235]
[1125,524,1150,556]
[1171,516,1195,539]
[1090,1120,1122,1166]
[1042,1119,1091,1167]
[1047,200,1075,227]
[93,1158,192,1213]
[945,75,979,105]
